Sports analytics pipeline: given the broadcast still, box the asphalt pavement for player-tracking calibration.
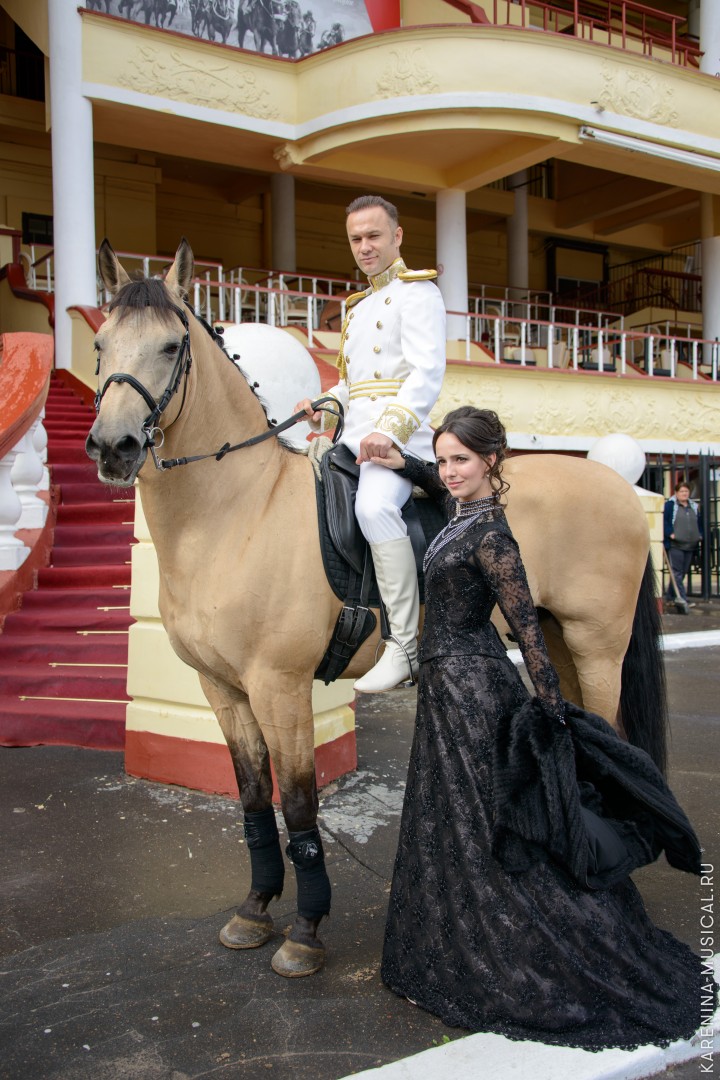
[0,602,718,1080]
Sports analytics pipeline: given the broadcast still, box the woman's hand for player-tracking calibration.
[368,446,405,470]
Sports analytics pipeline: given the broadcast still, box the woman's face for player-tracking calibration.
[435,432,495,503]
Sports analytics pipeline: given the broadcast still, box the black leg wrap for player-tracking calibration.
[286,827,331,920]
[244,808,285,896]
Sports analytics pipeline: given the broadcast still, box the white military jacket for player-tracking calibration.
[320,257,446,460]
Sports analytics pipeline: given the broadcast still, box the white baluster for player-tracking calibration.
[33,411,50,492]
[0,448,29,569]
[11,428,48,529]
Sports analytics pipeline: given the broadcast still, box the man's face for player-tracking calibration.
[346,207,403,278]
[677,486,691,505]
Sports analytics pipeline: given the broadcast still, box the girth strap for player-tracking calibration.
[315,544,376,685]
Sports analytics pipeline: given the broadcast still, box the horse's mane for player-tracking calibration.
[107,275,302,453]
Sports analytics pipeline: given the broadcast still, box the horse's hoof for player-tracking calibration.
[219,913,273,949]
[271,938,325,978]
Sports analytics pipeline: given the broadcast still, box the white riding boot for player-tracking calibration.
[354,537,419,694]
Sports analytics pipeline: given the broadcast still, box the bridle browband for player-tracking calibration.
[94,298,344,471]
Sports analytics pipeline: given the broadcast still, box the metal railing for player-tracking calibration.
[223,267,357,328]
[450,308,719,381]
[478,0,701,67]
[14,244,719,378]
[641,452,720,600]
[189,277,351,347]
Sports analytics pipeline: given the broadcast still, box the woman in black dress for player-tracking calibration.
[374,406,709,1051]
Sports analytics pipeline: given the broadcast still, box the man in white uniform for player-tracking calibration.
[296,195,446,693]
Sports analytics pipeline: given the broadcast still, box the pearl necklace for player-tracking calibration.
[451,494,498,520]
[423,493,499,572]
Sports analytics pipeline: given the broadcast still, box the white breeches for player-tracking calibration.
[354,462,414,544]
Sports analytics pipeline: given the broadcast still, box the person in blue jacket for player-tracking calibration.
[663,480,702,608]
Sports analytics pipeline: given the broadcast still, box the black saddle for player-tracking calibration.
[314,443,445,684]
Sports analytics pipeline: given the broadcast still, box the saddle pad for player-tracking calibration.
[314,466,444,606]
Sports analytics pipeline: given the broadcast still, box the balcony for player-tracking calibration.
[442,0,701,68]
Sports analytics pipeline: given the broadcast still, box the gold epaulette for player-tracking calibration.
[398,269,438,282]
[346,289,370,307]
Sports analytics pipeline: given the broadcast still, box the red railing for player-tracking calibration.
[444,0,701,67]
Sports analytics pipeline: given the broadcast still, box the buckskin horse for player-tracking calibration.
[86,239,666,977]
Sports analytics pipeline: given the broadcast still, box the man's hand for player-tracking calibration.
[294,397,323,424]
[357,432,394,464]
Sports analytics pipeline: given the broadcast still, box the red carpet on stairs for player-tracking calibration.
[0,375,134,750]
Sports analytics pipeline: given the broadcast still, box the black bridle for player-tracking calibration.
[94,300,344,471]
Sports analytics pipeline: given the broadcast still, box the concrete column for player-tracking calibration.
[687,1,699,38]
[698,5,720,366]
[699,0,720,77]
[435,188,468,339]
[701,195,720,366]
[507,170,529,302]
[48,0,98,370]
[270,173,296,272]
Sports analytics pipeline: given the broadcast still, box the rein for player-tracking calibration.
[147,396,343,471]
[94,298,344,472]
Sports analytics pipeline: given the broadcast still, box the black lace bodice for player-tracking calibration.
[402,454,564,720]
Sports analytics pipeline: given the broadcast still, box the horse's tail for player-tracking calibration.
[619,554,668,775]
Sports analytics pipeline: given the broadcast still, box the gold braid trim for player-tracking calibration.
[319,391,342,433]
[336,289,369,382]
[374,404,420,446]
[398,268,438,281]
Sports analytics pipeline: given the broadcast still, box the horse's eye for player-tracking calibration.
[164,342,180,356]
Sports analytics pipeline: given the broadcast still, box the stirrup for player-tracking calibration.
[354,637,417,694]
[386,634,417,686]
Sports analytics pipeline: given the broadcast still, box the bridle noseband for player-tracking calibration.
[94,300,343,471]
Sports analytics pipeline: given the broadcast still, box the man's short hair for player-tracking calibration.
[675,480,691,493]
[346,195,399,228]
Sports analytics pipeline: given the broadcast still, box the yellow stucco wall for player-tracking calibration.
[79,14,720,198]
[434,362,720,448]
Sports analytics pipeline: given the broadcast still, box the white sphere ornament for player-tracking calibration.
[219,323,321,449]
[587,433,646,485]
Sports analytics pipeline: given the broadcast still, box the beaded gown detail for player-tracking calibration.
[380,456,704,1051]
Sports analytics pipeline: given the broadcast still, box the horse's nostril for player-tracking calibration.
[117,435,141,456]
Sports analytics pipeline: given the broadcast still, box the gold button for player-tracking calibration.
[376,320,383,329]
[345,332,350,340]
[349,312,354,319]
[373,345,381,354]
[370,394,378,401]
[374,370,382,379]
[385,297,392,305]
[345,354,350,362]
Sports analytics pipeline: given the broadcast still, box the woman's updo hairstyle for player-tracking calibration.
[432,407,509,499]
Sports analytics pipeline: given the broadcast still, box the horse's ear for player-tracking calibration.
[165,237,194,299]
[97,239,131,296]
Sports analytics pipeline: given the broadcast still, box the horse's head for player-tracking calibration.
[86,238,195,487]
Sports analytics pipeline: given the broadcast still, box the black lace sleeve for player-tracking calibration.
[400,453,452,511]
[472,527,565,721]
